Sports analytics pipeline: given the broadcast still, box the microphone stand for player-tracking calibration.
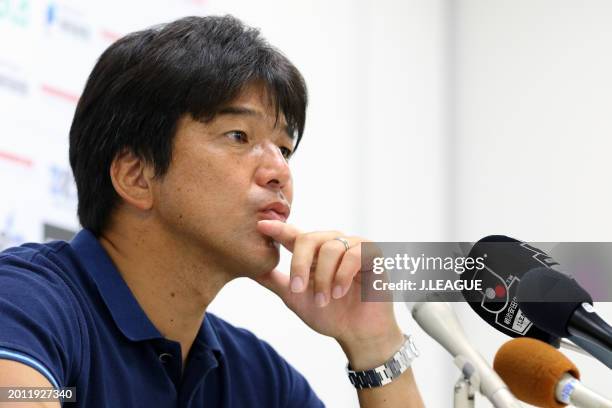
[453,356,478,408]
[454,374,476,408]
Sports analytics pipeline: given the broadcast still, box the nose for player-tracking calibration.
[254,142,291,190]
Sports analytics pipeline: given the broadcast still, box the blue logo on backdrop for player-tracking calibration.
[44,2,91,41]
[46,2,55,25]
[0,213,25,250]
[0,0,31,27]
[49,164,77,203]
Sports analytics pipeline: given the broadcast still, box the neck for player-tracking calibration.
[98,218,231,367]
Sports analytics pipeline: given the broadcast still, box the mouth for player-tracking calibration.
[258,201,290,223]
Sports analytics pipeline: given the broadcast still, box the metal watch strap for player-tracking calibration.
[346,335,419,390]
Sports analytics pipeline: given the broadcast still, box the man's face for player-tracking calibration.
[151,83,295,278]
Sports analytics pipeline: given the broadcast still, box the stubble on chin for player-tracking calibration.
[228,235,280,279]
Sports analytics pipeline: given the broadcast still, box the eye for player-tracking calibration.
[226,130,248,143]
[279,146,293,160]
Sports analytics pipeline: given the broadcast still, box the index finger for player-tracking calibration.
[256,220,302,252]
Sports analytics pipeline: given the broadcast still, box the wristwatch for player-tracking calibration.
[346,335,419,389]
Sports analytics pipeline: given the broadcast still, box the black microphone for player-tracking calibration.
[461,236,612,367]
[460,235,561,346]
[518,266,612,365]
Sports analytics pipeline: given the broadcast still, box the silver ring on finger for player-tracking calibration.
[333,237,350,252]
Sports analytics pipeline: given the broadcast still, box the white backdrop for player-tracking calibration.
[1,0,611,407]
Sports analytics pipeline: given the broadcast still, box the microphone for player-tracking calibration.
[460,236,608,365]
[460,235,561,345]
[517,266,612,365]
[494,337,612,408]
[410,300,521,408]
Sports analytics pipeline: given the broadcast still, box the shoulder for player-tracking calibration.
[0,241,81,316]
[0,240,78,304]
[0,240,73,281]
[0,241,84,386]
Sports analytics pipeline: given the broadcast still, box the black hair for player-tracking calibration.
[69,15,307,236]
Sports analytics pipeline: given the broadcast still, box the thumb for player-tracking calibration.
[256,220,301,253]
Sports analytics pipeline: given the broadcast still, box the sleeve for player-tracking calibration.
[0,253,82,389]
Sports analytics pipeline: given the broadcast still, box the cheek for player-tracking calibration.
[157,142,259,218]
[166,159,249,215]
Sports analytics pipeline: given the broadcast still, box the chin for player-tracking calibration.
[234,236,280,277]
[259,238,281,267]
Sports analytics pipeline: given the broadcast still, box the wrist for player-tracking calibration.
[338,326,405,370]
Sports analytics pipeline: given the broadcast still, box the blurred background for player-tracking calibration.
[1,0,611,406]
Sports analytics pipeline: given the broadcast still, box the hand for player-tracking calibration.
[254,220,404,369]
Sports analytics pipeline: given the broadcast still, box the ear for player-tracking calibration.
[109,150,156,211]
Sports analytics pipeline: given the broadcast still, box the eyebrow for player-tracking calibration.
[216,106,295,141]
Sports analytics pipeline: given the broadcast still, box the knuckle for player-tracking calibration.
[313,268,331,287]
[294,234,309,246]
[290,256,310,272]
[291,261,310,275]
[301,232,321,245]
[320,240,341,256]
[334,266,351,282]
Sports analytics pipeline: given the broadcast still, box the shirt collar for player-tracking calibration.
[70,229,224,355]
[70,229,161,341]
[199,314,224,355]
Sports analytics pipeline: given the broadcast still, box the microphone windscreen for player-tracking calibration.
[461,235,560,345]
[494,337,580,408]
[517,266,592,337]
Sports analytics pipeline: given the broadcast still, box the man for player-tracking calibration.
[0,15,423,407]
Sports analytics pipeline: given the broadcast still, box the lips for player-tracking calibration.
[258,201,290,222]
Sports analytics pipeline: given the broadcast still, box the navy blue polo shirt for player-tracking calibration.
[0,229,325,407]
